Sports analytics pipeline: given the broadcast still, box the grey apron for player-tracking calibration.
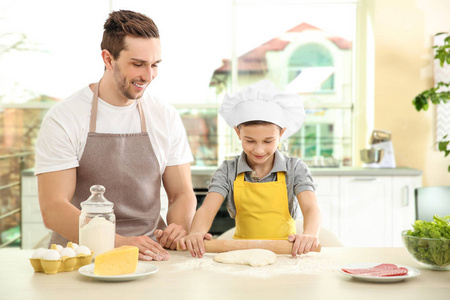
[49,82,166,246]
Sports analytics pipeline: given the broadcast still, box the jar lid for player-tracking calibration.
[80,185,114,213]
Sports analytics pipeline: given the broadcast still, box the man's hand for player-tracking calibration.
[155,223,187,250]
[116,235,170,261]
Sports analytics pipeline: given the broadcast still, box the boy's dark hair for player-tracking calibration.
[101,10,160,59]
[237,120,282,130]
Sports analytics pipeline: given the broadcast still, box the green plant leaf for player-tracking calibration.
[413,33,450,172]
[437,138,450,158]
[412,82,450,111]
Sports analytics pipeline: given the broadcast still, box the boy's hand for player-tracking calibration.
[288,234,319,257]
[179,233,213,258]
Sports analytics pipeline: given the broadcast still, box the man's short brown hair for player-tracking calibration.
[101,10,159,59]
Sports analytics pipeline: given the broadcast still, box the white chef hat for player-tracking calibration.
[219,80,305,140]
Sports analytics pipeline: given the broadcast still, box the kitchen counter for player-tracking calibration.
[25,167,423,177]
[191,166,423,177]
[1,247,448,300]
[309,166,422,176]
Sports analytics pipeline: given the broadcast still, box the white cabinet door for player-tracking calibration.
[22,223,51,249]
[21,174,51,249]
[21,196,43,223]
[339,176,392,247]
[313,176,339,237]
[391,176,421,246]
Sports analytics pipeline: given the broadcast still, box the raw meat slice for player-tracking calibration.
[359,268,408,277]
[342,263,398,275]
[342,264,408,277]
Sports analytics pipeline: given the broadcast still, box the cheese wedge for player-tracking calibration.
[94,246,139,276]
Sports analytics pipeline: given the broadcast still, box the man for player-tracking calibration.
[35,10,196,261]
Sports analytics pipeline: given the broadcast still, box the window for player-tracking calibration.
[0,0,361,167]
[0,0,110,247]
[210,0,356,166]
[1,0,366,247]
[1,0,359,169]
[177,108,219,167]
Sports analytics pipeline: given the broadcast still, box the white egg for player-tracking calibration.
[76,245,91,255]
[31,248,46,259]
[71,243,80,250]
[59,247,76,258]
[43,249,61,260]
[55,244,64,253]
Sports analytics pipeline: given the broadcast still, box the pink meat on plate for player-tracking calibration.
[342,264,408,277]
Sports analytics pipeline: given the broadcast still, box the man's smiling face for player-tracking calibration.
[112,36,161,101]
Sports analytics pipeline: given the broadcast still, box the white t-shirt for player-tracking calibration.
[35,85,193,175]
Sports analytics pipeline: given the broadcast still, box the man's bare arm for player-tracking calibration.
[37,168,80,242]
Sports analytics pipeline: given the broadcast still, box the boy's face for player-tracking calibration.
[234,124,286,167]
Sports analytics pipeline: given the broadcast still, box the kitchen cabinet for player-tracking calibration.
[312,168,422,247]
[21,169,52,249]
[339,176,392,247]
[391,176,422,245]
[313,176,340,237]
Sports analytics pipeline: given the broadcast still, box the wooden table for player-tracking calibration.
[1,247,449,300]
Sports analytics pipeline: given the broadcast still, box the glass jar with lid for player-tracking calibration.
[79,185,115,258]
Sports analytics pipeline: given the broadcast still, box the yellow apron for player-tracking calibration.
[233,171,296,239]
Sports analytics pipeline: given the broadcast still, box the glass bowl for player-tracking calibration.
[401,230,450,270]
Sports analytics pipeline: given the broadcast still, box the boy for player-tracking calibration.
[180,80,321,258]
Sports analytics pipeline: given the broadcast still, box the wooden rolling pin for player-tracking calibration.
[177,239,321,254]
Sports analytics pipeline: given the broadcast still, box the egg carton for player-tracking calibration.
[29,242,94,275]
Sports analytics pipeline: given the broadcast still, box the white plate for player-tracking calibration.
[78,262,159,282]
[338,263,421,283]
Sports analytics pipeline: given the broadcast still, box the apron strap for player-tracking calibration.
[137,99,147,133]
[89,81,148,133]
[236,172,245,182]
[277,172,285,183]
[89,83,100,133]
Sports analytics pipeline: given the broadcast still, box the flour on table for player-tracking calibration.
[214,249,276,267]
[171,252,340,278]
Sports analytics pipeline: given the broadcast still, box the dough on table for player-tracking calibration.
[213,249,276,267]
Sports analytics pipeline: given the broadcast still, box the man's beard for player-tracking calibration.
[113,64,144,100]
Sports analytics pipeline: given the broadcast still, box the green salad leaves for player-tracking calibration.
[403,215,450,268]
[407,215,450,239]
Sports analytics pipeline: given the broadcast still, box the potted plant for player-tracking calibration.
[412,32,450,172]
